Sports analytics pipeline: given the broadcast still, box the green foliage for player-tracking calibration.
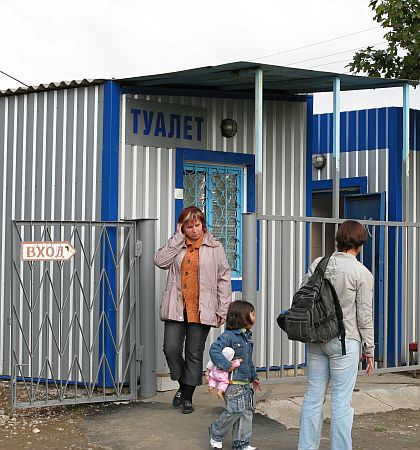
[348,0,420,80]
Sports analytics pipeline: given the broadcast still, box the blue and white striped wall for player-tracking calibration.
[312,107,420,222]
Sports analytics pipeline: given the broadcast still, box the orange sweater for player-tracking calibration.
[181,235,203,323]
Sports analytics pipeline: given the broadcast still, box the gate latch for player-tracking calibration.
[135,241,143,257]
[137,345,144,362]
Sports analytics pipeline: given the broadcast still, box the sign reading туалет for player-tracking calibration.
[21,241,77,262]
[125,98,207,149]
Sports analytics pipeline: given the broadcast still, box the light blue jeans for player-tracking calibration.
[209,384,254,450]
[298,338,361,450]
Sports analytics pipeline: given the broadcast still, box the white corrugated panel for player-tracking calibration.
[0,85,104,375]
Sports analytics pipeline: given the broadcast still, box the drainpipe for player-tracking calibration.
[332,77,341,219]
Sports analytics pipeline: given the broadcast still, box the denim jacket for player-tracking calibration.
[209,329,258,382]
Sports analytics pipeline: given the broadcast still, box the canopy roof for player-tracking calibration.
[118,61,417,98]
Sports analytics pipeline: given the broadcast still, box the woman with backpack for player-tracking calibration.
[298,220,374,450]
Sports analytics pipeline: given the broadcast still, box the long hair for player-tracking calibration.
[226,300,255,330]
[177,206,207,233]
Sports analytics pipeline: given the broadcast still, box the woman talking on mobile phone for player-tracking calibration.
[154,206,232,414]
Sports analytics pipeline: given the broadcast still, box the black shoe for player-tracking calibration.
[172,389,183,408]
[181,400,194,414]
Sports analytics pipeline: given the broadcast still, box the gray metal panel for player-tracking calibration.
[0,84,104,375]
[119,93,307,374]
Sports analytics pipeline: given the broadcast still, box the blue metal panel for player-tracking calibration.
[358,109,367,151]
[411,109,420,151]
[100,81,121,386]
[344,192,386,360]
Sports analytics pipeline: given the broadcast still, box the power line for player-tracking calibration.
[308,58,352,69]
[285,41,386,66]
[251,26,380,61]
[0,70,29,87]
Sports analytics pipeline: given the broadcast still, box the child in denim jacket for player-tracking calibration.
[208,301,261,450]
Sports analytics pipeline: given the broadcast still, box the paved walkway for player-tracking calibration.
[81,372,420,449]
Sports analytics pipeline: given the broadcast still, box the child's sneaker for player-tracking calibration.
[210,437,223,448]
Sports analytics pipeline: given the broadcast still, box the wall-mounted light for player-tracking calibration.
[220,118,238,138]
[312,153,327,170]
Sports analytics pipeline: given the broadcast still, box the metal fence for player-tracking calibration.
[10,220,141,409]
[243,214,420,383]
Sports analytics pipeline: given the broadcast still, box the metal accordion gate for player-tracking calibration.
[10,220,139,409]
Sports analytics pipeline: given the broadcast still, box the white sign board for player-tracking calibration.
[125,98,207,149]
[21,241,77,262]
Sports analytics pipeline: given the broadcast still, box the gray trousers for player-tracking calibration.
[209,384,255,449]
[163,320,210,386]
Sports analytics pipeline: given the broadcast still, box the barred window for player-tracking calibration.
[183,163,243,276]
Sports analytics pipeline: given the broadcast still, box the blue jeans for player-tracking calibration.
[209,384,254,450]
[298,338,361,450]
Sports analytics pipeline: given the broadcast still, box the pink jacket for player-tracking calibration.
[154,231,232,327]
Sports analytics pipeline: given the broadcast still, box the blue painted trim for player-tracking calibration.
[100,80,121,387]
[176,148,256,291]
[312,176,368,194]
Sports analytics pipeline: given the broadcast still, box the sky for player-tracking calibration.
[1,0,419,113]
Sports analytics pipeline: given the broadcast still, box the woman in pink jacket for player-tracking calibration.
[154,206,232,414]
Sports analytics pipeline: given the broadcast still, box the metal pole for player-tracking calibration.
[255,68,263,213]
[137,219,156,398]
[242,213,257,302]
[332,77,341,218]
[403,84,410,222]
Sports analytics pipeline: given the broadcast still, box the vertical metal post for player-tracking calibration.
[403,84,410,222]
[242,213,257,302]
[255,68,263,213]
[137,219,156,398]
[332,77,341,218]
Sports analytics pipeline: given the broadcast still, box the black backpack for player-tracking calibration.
[277,256,346,355]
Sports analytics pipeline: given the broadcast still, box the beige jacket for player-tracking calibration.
[303,252,375,357]
[154,231,232,326]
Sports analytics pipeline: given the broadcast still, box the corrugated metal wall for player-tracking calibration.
[313,109,392,221]
[0,85,104,374]
[120,94,308,373]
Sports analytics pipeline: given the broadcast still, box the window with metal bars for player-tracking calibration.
[183,163,243,277]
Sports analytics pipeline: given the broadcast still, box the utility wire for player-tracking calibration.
[0,70,29,87]
[308,58,353,69]
[285,41,386,66]
[251,26,380,61]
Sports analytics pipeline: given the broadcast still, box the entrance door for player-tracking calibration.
[344,193,385,361]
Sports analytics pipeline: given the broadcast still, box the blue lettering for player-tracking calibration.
[183,115,193,140]
[168,114,181,139]
[154,112,167,137]
[195,117,204,141]
[131,108,141,134]
[143,110,154,136]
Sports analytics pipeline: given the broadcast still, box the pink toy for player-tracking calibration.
[206,347,241,398]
